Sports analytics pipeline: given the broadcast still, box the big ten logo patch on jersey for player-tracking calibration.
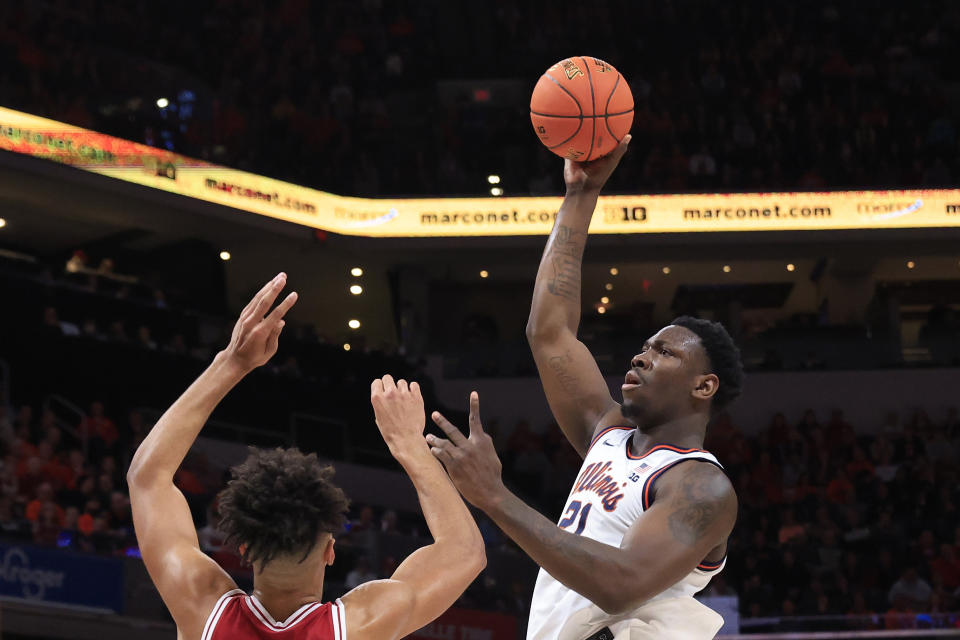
[627,462,649,483]
[572,461,625,511]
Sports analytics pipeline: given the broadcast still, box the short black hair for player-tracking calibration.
[670,316,744,413]
[218,447,349,569]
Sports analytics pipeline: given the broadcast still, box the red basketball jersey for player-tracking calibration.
[202,589,347,640]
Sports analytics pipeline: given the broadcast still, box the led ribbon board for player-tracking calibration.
[3,106,960,237]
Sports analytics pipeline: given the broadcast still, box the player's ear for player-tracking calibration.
[692,373,719,402]
[324,536,336,566]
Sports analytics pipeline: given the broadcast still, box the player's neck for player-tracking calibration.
[630,414,706,455]
[252,566,325,621]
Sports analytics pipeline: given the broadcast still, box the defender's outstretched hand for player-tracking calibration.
[564,133,631,194]
[225,272,298,372]
[427,392,506,510]
[371,375,426,452]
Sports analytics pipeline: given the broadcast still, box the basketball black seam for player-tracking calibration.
[582,56,596,161]
[541,72,584,148]
[542,73,583,116]
[605,72,623,143]
[531,109,633,118]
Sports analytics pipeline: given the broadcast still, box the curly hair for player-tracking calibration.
[670,316,745,414]
[218,447,350,569]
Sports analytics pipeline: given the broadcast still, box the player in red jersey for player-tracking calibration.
[127,273,485,640]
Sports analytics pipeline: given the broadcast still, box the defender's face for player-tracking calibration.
[621,325,708,422]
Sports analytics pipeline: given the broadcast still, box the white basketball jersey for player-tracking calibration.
[527,427,727,640]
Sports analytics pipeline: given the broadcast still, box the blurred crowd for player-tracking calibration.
[2,0,959,197]
[2,242,960,631]
[708,407,960,628]
[3,366,959,629]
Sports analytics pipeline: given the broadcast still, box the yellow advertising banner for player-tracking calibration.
[3,106,960,237]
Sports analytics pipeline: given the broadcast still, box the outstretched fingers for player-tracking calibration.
[431,411,467,446]
[265,320,285,354]
[427,435,455,465]
[468,391,484,437]
[266,291,298,326]
[251,275,287,322]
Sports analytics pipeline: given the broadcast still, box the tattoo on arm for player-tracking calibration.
[546,225,584,301]
[547,351,580,394]
[666,464,726,547]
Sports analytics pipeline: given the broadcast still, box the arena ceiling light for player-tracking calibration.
[907,260,916,269]
[609,267,619,275]
[0,218,6,229]
[219,250,231,261]
[350,267,363,277]
[604,283,613,291]
[348,319,361,329]
[601,296,610,304]
[487,175,501,184]
[349,284,363,295]
[343,343,351,351]
[479,270,489,278]
[723,265,732,273]
[490,187,503,196]
[786,263,796,272]
[662,266,671,275]
[156,97,169,108]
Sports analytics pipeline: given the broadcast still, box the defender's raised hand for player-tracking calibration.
[427,392,506,510]
[225,272,298,372]
[371,375,426,453]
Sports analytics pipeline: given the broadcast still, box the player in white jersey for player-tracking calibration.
[426,135,744,639]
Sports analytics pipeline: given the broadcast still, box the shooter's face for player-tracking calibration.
[620,325,709,424]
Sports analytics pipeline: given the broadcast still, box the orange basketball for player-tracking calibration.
[530,56,634,162]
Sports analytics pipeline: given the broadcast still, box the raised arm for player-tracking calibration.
[127,273,297,639]
[526,136,632,456]
[342,377,485,640]
[429,411,737,615]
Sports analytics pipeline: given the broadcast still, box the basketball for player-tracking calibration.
[530,56,634,162]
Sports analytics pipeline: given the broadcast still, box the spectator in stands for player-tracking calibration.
[197,502,226,553]
[136,325,157,350]
[350,504,377,532]
[826,469,856,505]
[0,494,31,541]
[379,509,399,534]
[0,405,14,452]
[0,458,18,499]
[930,543,960,593]
[777,508,806,545]
[78,401,119,459]
[41,306,65,339]
[59,506,81,549]
[32,501,61,546]
[107,490,133,545]
[16,456,48,498]
[888,567,933,610]
[344,556,377,589]
[26,481,64,526]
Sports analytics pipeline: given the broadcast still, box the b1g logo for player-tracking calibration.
[143,157,176,181]
[603,205,647,223]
